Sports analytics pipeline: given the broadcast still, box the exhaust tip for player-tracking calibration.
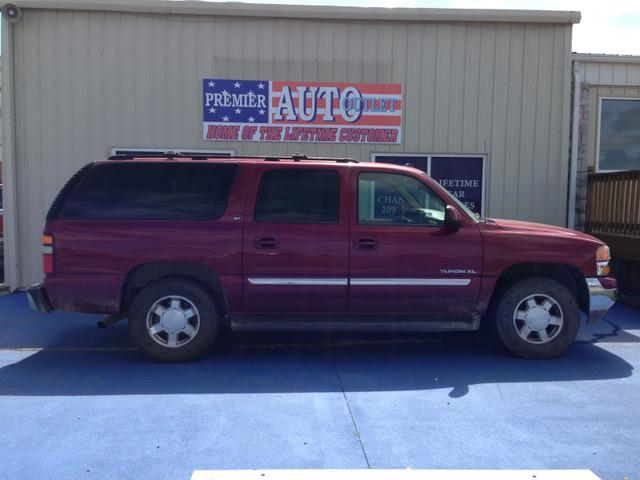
[97,314,124,329]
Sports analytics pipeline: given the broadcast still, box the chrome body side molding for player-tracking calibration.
[248,277,348,286]
[350,278,471,286]
[247,277,472,287]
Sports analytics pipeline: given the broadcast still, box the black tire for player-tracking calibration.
[494,276,580,359]
[128,278,219,362]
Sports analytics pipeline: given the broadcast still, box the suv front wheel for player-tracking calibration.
[128,278,220,362]
[495,277,580,359]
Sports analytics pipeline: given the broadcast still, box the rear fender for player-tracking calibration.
[121,261,230,318]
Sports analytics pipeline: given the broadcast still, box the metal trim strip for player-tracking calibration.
[350,278,471,286]
[248,277,471,287]
[248,277,348,286]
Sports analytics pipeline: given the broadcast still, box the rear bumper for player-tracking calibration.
[26,283,53,314]
[586,277,617,324]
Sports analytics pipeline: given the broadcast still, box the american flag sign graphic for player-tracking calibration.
[203,79,402,144]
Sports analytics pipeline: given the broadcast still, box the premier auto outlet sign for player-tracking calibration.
[202,79,402,144]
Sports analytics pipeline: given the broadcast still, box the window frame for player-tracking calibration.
[596,96,640,173]
[356,171,447,228]
[253,167,342,225]
[370,153,487,218]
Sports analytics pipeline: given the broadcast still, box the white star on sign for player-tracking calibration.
[208,81,215,87]
[258,109,265,115]
[235,108,242,114]
[234,81,241,88]
[222,90,228,95]
[248,116,255,122]
[247,90,254,96]
[209,107,216,113]
[222,116,229,122]
[258,83,265,89]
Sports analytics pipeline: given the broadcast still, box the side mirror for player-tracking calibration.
[444,205,463,230]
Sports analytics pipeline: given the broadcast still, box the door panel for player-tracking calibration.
[349,168,483,315]
[242,165,350,315]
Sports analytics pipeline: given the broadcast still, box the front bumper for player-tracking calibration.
[586,277,617,323]
[26,283,53,313]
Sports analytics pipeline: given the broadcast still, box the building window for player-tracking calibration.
[597,98,640,172]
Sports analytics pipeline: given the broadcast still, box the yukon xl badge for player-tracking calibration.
[441,268,477,275]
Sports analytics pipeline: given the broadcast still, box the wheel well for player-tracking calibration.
[120,262,230,318]
[490,263,589,314]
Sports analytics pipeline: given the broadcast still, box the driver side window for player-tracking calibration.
[357,172,445,226]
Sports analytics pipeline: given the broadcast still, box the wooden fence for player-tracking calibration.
[585,170,640,260]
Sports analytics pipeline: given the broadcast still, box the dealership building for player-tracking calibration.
[0,0,602,288]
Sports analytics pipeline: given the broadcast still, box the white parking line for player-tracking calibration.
[0,347,137,352]
[191,470,602,480]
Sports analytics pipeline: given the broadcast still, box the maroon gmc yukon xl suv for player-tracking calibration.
[27,153,617,362]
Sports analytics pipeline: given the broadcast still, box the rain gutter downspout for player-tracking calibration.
[568,61,581,230]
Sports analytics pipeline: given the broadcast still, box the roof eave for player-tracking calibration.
[572,53,640,65]
[12,0,581,24]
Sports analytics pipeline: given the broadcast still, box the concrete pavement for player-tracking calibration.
[0,293,638,479]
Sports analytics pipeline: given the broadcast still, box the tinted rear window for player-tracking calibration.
[59,163,238,220]
[254,169,340,224]
[46,163,93,220]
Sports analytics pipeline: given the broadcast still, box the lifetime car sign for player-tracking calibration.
[203,79,402,144]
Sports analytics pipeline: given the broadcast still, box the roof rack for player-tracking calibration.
[107,151,207,161]
[107,151,359,163]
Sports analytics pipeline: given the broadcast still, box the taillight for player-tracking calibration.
[42,233,54,274]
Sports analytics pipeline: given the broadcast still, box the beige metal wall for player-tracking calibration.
[3,8,574,288]
[575,56,640,87]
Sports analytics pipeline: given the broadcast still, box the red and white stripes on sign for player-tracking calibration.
[271,82,402,126]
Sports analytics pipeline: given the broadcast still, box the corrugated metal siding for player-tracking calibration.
[7,9,573,287]
[576,59,640,87]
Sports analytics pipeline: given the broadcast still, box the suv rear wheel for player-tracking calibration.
[128,278,219,362]
[495,276,580,359]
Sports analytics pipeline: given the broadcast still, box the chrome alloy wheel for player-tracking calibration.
[512,294,564,344]
[146,295,200,348]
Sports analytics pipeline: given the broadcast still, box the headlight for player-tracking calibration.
[596,245,611,276]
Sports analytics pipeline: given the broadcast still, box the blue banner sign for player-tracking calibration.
[430,156,484,216]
